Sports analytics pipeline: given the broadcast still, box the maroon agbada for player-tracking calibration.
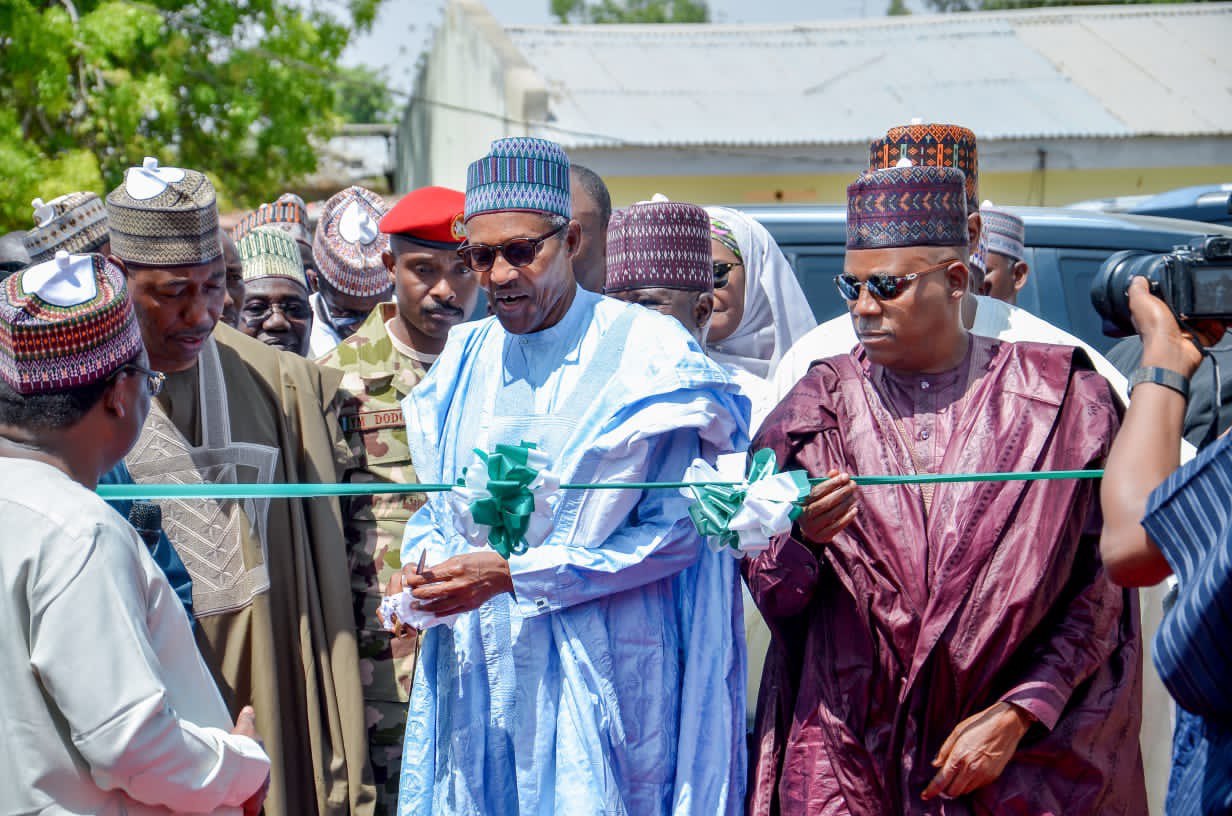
[746,336,1145,815]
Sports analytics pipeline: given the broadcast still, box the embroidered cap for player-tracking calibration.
[233,192,312,247]
[971,201,1026,272]
[870,122,979,216]
[312,185,392,298]
[24,192,109,264]
[846,165,969,251]
[379,186,467,249]
[237,227,310,290]
[605,200,713,293]
[0,251,143,394]
[105,157,221,266]
[465,137,571,222]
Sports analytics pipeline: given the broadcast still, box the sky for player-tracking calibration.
[343,0,927,93]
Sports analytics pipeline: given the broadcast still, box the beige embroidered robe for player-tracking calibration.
[126,322,374,816]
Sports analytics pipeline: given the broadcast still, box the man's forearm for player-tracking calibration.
[1100,345,1190,585]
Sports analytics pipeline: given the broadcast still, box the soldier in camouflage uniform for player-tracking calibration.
[318,186,479,814]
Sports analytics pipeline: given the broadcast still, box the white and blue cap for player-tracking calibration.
[464,137,571,222]
[972,200,1026,272]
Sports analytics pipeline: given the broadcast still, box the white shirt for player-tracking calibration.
[0,458,269,815]
[723,363,772,437]
[771,295,1131,405]
[308,291,343,359]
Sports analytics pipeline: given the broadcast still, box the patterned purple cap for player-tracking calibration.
[312,186,392,297]
[846,165,968,251]
[604,200,713,293]
[0,252,142,394]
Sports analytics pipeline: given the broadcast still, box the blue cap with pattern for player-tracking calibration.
[464,137,571,222]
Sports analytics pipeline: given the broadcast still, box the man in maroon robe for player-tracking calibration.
[746,164,1145,815]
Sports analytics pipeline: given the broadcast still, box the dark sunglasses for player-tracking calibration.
[457,223,566,273]
[713,260,740,289]
[111,362,166,397]
[322,299,370,325]
[834,258,960,302]
[243,300,312,325]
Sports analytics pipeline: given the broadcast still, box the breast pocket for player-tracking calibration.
[344,409,412,468]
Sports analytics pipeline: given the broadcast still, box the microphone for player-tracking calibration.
[128,501,163,552]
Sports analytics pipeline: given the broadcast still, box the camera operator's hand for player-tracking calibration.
[1128,277,1225,377]
[1100,276,1228,588]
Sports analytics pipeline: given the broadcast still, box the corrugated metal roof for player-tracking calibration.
[502,3,1232,148]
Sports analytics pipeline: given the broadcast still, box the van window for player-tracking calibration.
[1057,249,1119,354]
[790,251,848,323]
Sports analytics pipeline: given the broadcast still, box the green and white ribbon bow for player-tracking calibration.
[449,442,560,559]
[686,449,811,557]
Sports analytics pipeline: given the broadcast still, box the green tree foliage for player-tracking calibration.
[551,0,710,24]
[887,0,912,14]
[922,0,1196,11]
[336,65,398,124]
[0,0,383,231]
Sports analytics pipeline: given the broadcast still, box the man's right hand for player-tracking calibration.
[230,707,268,816]
[381,570,416,639]
[797,469,858,548]
[230,706,260,742]
[1128,276,1224,376]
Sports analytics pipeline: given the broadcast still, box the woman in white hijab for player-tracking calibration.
[704,206,816,425]
[705,207,816,731]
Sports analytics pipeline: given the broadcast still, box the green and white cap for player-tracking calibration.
[236,226,309,290]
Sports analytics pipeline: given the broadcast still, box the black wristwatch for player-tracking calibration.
[1128,366,1190,401]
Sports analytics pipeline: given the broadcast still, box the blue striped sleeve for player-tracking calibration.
[1142,433,1232,722]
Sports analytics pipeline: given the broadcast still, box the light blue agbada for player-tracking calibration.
[397,287,750,816]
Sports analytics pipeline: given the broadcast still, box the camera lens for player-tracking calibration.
[1090,250,1164,338]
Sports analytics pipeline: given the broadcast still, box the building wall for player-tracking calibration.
[568,137,1232,208]
[592,164,1232,209]
[398,4,1230,212]
[398,0,547,193]
[306,127,396,197]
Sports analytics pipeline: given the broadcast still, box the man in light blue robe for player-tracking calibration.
[391,137,750,815]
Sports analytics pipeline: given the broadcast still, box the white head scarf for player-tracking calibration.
[704,206,817,380]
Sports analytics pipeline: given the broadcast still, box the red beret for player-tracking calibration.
[379,186,466,249]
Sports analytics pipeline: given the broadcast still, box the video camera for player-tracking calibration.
[1091,235,1232,338]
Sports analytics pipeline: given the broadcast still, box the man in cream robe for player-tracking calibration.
[0,251,269,814]
[106,158,374,816]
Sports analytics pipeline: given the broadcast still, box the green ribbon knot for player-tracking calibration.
[452,442,558,559]
[688,449,811,555]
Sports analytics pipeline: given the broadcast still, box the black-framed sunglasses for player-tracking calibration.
[111,362,166,397]
[457,223,566,273]
[713,260,741,290]
[834,258,960,302]
[242,300,312,326]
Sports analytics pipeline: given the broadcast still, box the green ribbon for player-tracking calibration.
[96,482,453,500]
[458,443,547,559]
[95,468,1107,501]
[687,449,809,553]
